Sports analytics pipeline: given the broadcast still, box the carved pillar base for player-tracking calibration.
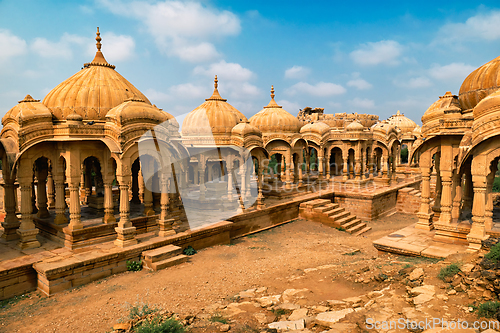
[466,233,489,252]
[158,218,176,237]
[103,211,116,224]
[114,226,138,247]
[16,228,40,249]
[54,214,68,225]
[415,212,434,231]
[1,221,20,240]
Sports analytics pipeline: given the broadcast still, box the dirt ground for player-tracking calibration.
[0,213,418,333]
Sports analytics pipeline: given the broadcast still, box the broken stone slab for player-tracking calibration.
[315,309,354,328]
[256,295,282,307]
[324,322,358,333]
[413,293,434,305]
[282,288,309,302]
[326,300,346,308]
[253,312,271,325]
[288,308,308,321]
[238,289,256,298]
[409,267,424,281]
[461,263,475,273]
[275,303,301,310]
[268,319,305,331]
[342,296,362,305]
[409,285,435,297]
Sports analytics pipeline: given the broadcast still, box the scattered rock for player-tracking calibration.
[257,295,282,307]
[220,324,231,332]
[288,309,308,321]
[268,319,305,331]
[113,322,132,331]
[409,268,424,281]
[315,309,354,328]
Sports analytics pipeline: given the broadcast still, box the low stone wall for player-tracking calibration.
[0,263,37,300]
[396,187,422,214]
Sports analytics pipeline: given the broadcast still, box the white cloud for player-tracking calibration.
[144,88,171,103]
[428,63,476,82]
[99,0,240,63]
[348,98,375,109]
[350,40,403,66]
[284,65,310,79]
[286,82,346,97]
[193,60,254,81]
[278,99,301,114]
[93,32,135,62]
[169,83,210,100]
[437,10,500,43]
[228,82,261,100]
[394,76,432,89]
[32,33,87,59]
[0,30,27,60]
[347,78,372,90]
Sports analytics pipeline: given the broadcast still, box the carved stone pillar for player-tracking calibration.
[382,155,388,179]
[462,171,473,212]
[298,160,303,185]
[342,156,349,181]
[199,160,206,202]
[451,173,462,223]
[158,174,175,237]
[438,175,452,225]
[257,167,265,210]
[485,172,495,231]
[66,180,83,231]
[37,168,50,218]
[416,168,434,230]
[47,169,55,209]
[467,177,489,251]
[53,177,68,225]
[432,159,442,218]
[326,153,331,180]
[17,177,40,249]
[355,156,361,180]
[1,182,20,240]
[103,182,116,224]
[138,170,144,203]
[285,154,292,189]
[115,176,137,247]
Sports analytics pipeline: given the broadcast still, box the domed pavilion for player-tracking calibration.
[412,53,500,251]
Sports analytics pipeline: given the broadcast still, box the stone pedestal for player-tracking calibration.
[158,218,176,237]
[17,228,40,249]
[114,226,138,247]
[416,212,434,231]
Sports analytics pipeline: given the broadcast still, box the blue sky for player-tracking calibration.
[1,0,500,125]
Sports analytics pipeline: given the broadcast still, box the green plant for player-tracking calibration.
[271,308,291,317]
[402,264,412,269]
[438,263,461,281]
[128,301,158,320]
[343,251,360,256]
[485,242,500,263]
[127,260,143,272]
[210,314,229,324]
[183,246,196,256]
[336,227,346,232]
[0,294,29,310]
[133,315,185,333]
[476,301,500,318]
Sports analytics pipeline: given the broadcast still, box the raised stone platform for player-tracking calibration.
[373,224,468,258]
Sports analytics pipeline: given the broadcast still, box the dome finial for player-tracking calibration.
[271,85,275,100]
[264,85,281,108]
[206,75,227,101]
[397,110,400,115]
[96,27,102,52]
[214,75,218,90]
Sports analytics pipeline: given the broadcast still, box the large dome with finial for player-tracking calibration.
[459,55,500,111]
[182,76,247,137]
[42,28,151,121]
[386,110,417,134]
[249,86,301,134]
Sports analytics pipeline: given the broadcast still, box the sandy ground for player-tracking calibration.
[0,212,416,333]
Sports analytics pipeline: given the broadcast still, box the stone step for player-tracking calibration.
[347,222,365,234]
[329,211,350,221]
[415,193,421,197]
[309,199,331,208]
[342,218,360,230]
[142,245,183,263]
[337,215,356,226]
[325,207,345,217]
[409,189,419,195]
[353,225,372,236]
[313,203,338,213]
[149,254,189,271]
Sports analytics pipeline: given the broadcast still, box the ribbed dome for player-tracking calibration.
[421,91,460,136]
[345,120,364,132]
[386,110,417,134]
[182,76,247,136]
[300,121,331,136]
[42,29,151,121]
[471,89,500,144]
[371,121,396,135]
[106,96,173,125]
[2,94,52,125]
[249,86,301,134]
[412,125,422,137]
[231,121,262,137]
[459,55,500,111]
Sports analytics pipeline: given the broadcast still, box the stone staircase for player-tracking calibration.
[299,199,371,236]
[142,245,189,271]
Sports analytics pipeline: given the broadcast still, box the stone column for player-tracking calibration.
[103,181,116,224]
[485,172,495,231]
[451,173,462,223]
[47,169,55,209]
[257,166,265,209]
[36,168,50,218]
[240,164,247,200]
[66,179,83,231]
[280,156,285,181]
[342,155,349,181]
[432,158,442,217]
[114,176,137,247]
[53,176,68,225]
[85,165,92,203]
[467,176,489,251]
[158,173,175,237]
[138,170,144,202]
[326,152,331,180]
[462,171,473,212]
[31,176,38,214]
[416,167,434,230]
[382,155,388,179]
[1,182,20,240]
[298,161,303,185]
[354,155,361,180]
[17,177,40,249]
[438,174,452,225]
[227,165,233,202]
[79,168,85,204]
[285,154,292,189]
